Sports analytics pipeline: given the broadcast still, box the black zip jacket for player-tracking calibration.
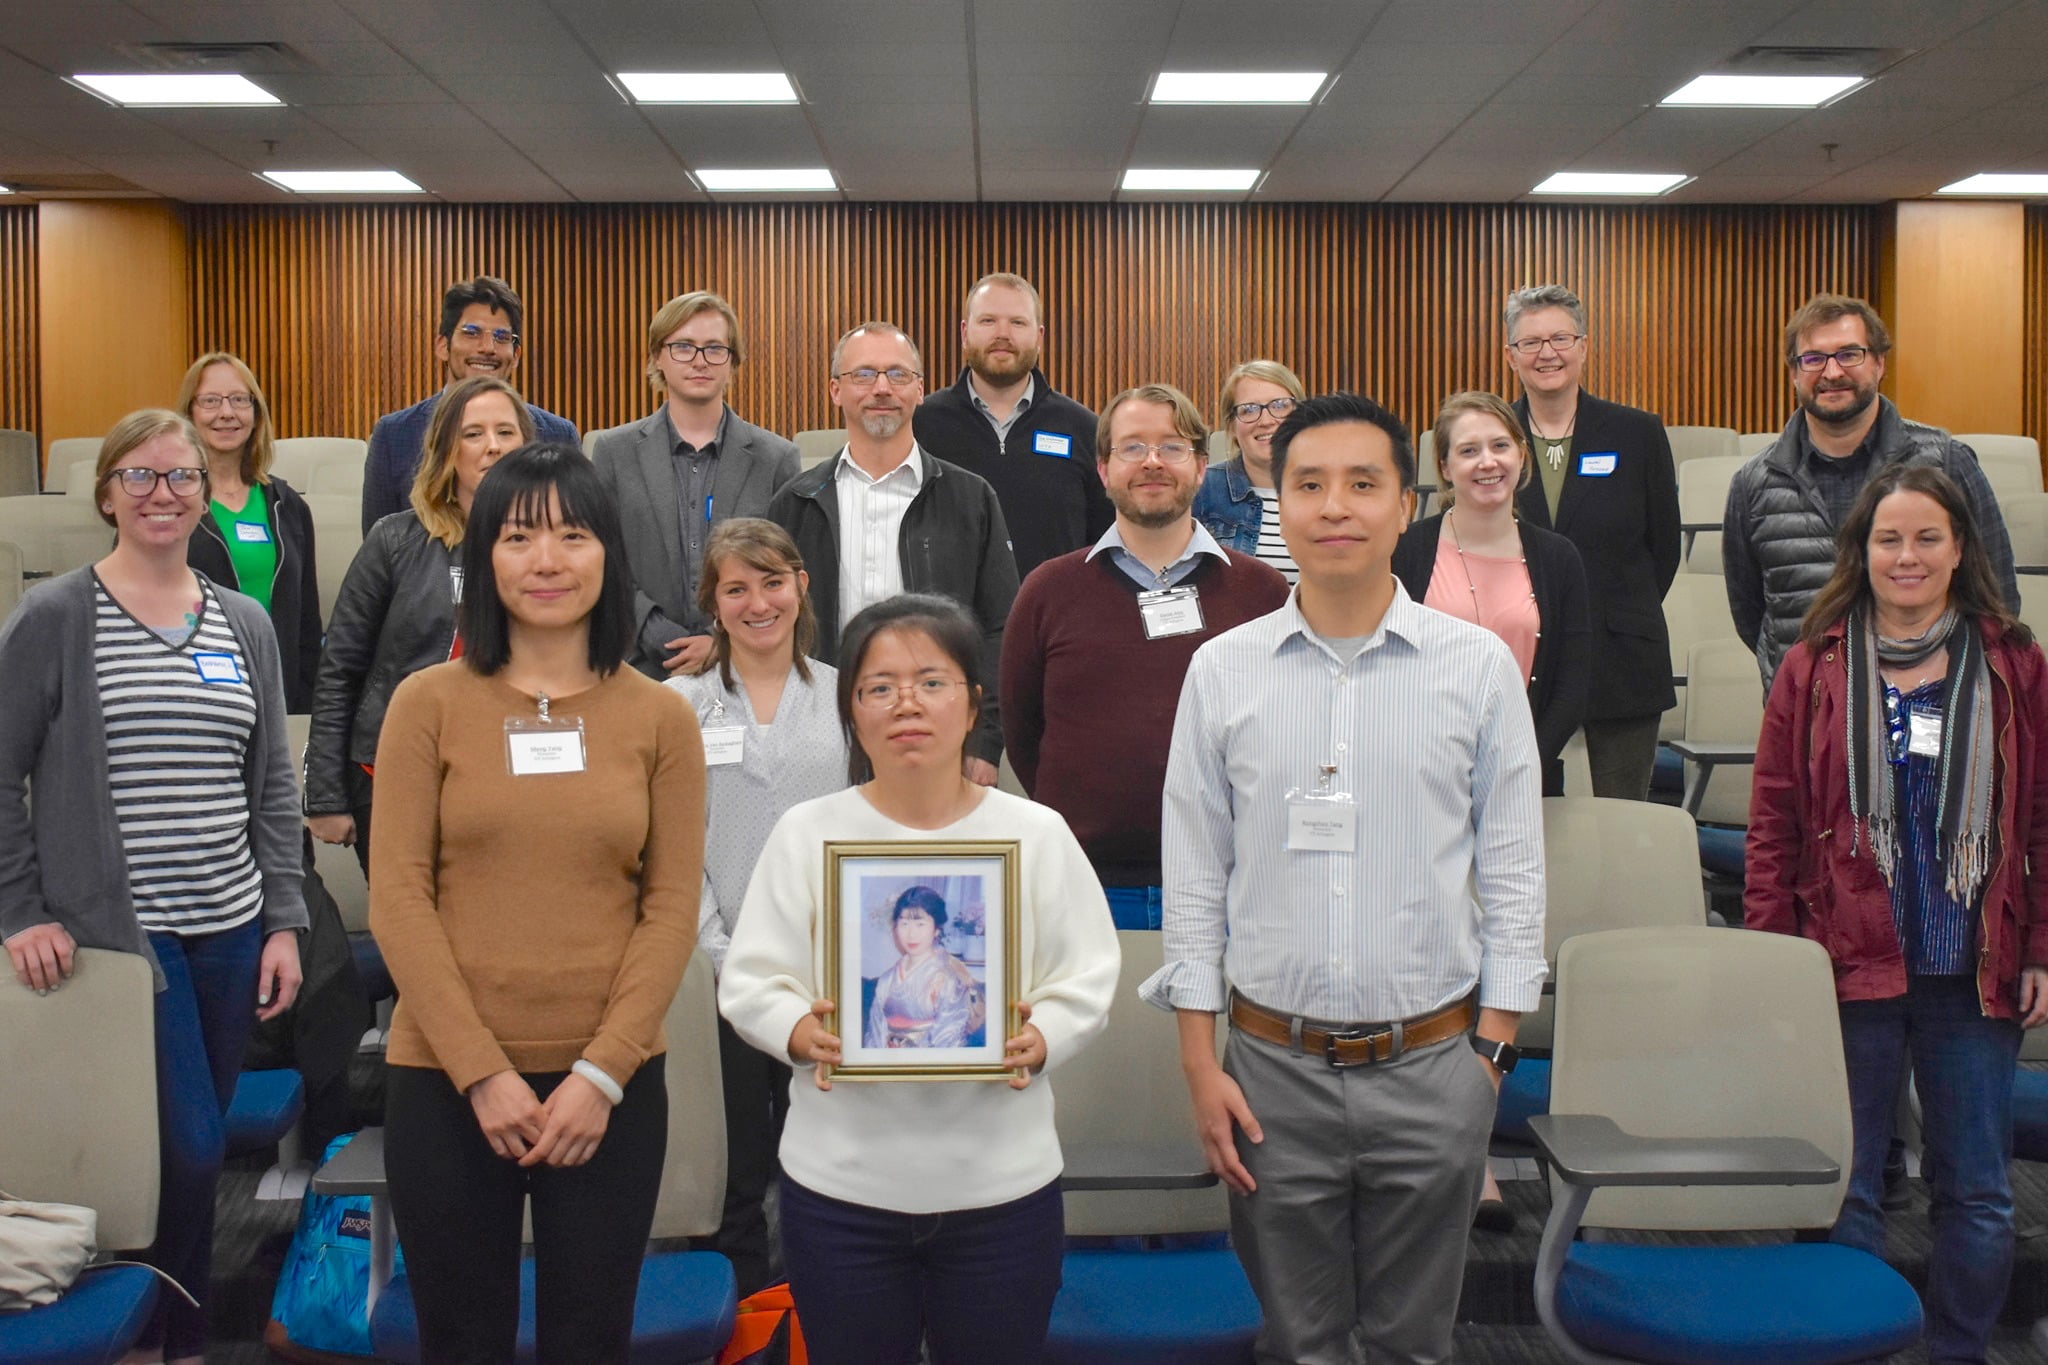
[186,475,322,712]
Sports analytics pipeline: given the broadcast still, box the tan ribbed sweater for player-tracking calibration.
[369,661,705,1092]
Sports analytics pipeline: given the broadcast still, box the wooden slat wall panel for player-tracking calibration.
[0,205,39,434]
[185,202,1883,444]
[2026,205,2048,452]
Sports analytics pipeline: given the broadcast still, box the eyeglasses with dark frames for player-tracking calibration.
[107,467,206,497]
[1508,332,1584,356]
[1232,397,1298,422]
[663,341,732,365]
[835,367,923,389]
[192,393,254,412]
[1794,347,1872,372]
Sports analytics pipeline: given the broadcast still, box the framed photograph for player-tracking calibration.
[821,840,1021,1081]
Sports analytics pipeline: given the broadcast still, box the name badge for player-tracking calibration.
[192,652,243,684]
[449,566,465,604]
[233,522,272,544]
[702,726,745,767]
[1032,431,1073,459]
[506,728,586,775]
[1138,586,1204,639]
[1577,452,1618,477]
[1908,710,1943,757]
[1286,798,1358,852]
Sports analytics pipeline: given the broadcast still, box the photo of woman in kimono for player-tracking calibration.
[865,885,985,1049]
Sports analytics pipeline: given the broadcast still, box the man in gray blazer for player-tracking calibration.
[590,290,800,676]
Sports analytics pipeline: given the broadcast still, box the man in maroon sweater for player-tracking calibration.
[1001,383,1289,929]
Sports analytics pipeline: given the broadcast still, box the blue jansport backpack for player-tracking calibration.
[266,1132,403,1359]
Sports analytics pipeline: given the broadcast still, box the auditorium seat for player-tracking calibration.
[1962,440,2044,513]
[226,1067,312,1201]
[0,539,23,620]
[794,428,848,469]
[1737,431,1777,458]
[301,493,364,628]
[0,949,165,1365]
[2017,1028,2048,1350]
[2005,491,2048,570]
[1657,575,1741,748]
[1675,455,1742,567]
[2019,577,2048,638]
[305,458,366,498]
[0,493,110,578]
[1045,929,1259,1364]
[45,438,98,484]
[1668,638,1762,888]
[284,714,388,1008]
[1530,926,1922,1365]
[1664,424,1739,467]
[0,427,38,496]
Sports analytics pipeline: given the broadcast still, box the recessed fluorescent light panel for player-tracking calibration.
[695,168,836,192]
[1150,72,1326,103]
[1937,173,2048,196]
[1121,168,1261,192]
[72,73,281,106]
[616,72,798,103]
[1533,171,1691,196]
[1660,74,1865,108]
[260,170,424,194]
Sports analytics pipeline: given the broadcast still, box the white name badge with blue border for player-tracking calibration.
[1032,431,1073,459]
[1577,452,1618,477]
[233,522,272,544]
[192,652,243,684]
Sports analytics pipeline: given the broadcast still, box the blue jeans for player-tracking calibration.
[779,1176,1065,1365]
[144,919,263,1357]
[1832,975,2022,1364]
[1103,884,1162,930]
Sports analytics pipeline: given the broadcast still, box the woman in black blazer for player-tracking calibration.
[1394,391,1591,799]
[1503,284,1680,799]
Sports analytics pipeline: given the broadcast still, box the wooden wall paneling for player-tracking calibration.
[1888,200,2025,437]
[0,205,37,437]
[2025,206,2047,455]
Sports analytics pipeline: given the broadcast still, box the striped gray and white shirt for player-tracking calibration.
[94,577,264,936]
[833,444,925,630]
[1139,584,1547,1023]
[1250,487,1298,584]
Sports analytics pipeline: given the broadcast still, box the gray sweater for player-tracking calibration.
[0,567,308,989]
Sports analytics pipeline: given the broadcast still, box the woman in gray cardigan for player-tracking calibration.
[0,410,306,1364]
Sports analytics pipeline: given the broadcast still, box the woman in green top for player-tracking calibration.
[178,352,323,710]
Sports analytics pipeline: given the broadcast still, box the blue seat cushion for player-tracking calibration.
[1494,1057,1551,1146]
[1697,825,1746,880]
[1555,1241,1921,1365]
[1653,745,1685,794]
[224,1068,305,1156]
[1045,1247,1260,1365]
[2015,1066,2048,1163]
[0,1264,159,1365]
[349,931,395,1003]
[371,1250,736,1364]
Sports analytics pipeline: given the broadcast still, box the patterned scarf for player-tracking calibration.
[1844,606,1994,901]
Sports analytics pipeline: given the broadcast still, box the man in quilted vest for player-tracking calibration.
[1722,293,2018,689]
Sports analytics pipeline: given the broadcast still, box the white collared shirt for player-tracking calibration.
[833,443,927,629]
[1084,520,1228,591]
[1138,583,1547,1023]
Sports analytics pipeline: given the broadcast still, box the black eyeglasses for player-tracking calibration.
[107,467,206,497]
[1794,347,1872,372]
[456,322,519,347]
[1508,332,1584,356]
[1232,397,1298,422]
[663,341,732,365]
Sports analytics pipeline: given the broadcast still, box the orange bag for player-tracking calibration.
[716,1281,808,1365]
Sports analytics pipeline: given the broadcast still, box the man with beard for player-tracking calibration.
[360,275,579,533]
[1723,293,2018,688]
[914,272,1112,579]
[1001,384,1287,928]
[767,321,1018,784]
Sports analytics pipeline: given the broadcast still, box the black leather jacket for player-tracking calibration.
[303,512,462,814]
[187,474,322,712]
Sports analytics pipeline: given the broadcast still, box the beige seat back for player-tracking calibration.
[1683,638,1764,827]
[650,950,727,1238]
[303,493,366,631]
[1551,926,1850,1231]
[1054,930,1226,1236]
[1955,433,2041,482]
[794,429,847,470]
[0,539,21,620]
[1665,425,1739,467]
[0,428,38,496]
[1738,432,1776,458]
[306,460,366,498]
[285,715,368,929]
[1972,449,2043,513]
[1206,430,1232,460]
[1676,455,1743,527]
[1660,576,1740,742]
[47,439,100,489]
[2004,492,2048,570]
[274,436,369,476]
[1520,798,1705,1051]
[2020,577,2048,638]
[0,948,160,1249]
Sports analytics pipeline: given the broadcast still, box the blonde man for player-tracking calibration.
[590,290,800,677]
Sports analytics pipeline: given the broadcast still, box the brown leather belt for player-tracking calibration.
[1229,993,1474,1068]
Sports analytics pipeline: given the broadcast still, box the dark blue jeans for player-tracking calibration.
[143,919,263,1358]
[779,1175,1065,1365]
[1103,884,1163,931]
[1832,975,2022,1364]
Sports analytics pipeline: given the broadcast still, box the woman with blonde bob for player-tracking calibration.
[177,351,323,710]
[0,410,306,1364]
[304,375,532,872]
[666,516,848,1293]
[1193,359,1307,582]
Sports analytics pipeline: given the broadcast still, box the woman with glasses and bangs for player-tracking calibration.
[0,410,307,1365]
[1748,463,2048,1363]
[177,351,323,711]
[719,593,1119,1365]
[1194,359,1308,583]
[369,444,705,1364]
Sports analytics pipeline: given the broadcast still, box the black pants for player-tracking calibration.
[385,1063,668,1364]
[712,1014,790,1296]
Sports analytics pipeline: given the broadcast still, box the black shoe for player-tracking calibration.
[1473,1198,1517,1233]
[1881,1154,1912,1210]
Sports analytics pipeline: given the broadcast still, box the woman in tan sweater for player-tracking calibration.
[369,444,706,1364]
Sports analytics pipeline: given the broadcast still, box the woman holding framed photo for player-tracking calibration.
[719,593,1119,1365]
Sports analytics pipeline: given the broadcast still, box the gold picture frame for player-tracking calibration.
[821,840,1022,1082]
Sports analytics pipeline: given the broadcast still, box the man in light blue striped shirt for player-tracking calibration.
[1140,391,1547,1364]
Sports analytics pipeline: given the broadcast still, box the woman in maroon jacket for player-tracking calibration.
[1747,463,2048,1362]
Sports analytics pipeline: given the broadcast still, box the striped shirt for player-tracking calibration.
[1140,584,1547,1022]
[1888,680,1974,975]
[833,444,926,630]
[1251,486,1299,584]
[94,577,264,936]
